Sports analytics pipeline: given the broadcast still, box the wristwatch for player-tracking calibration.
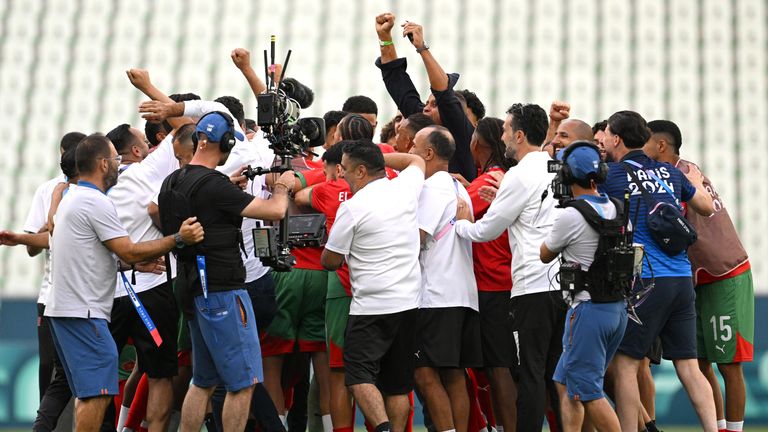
[416,43,430,54]
[174,232,185,249]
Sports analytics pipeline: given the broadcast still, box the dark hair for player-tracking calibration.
[76,134,112,174]
[379,118,397,143]
[342,95,378,115]
[506,103,548,146]
[425,126,455,161]
[244,118,256,132]
[341,139,385,174]
[607,111,651,149]
[60,131,86,153]
[647,120,683,154]
[169,93,201,103]
[59,147,78,179]
[323,110,348,132]
[338,114,374,140]
[475,117,513,171]
[145,121,168,147]
[322,141,345,165]
[592,120,608,135]
[174,123,197,151]
[457,89,485,120]
[214,96,245,127]
[404,113,435,134]
[106,124,138,154]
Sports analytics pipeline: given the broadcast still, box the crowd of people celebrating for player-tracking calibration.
[0,11,755,432]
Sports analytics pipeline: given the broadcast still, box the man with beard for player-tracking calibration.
[43,134,204,432]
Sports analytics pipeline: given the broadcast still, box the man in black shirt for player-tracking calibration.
[374,12,477,182]
[159,112,295,432]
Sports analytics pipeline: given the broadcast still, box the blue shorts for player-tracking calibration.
[618,277,697,360]
[553,300,627,402]
[189,289,263,391]
[49,317,119,399]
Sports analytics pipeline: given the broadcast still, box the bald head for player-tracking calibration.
[552,119,595,151]
[421,125,455,161]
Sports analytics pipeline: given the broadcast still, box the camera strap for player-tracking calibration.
[119,271,163,347]
[196,255,210,312]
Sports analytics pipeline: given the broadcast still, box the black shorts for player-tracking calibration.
[344,309,417,395]
[110,281,179,378]
[478,291,518,368]
[646,337,663,365]
[415,307,483,369]
[619,277,696,361]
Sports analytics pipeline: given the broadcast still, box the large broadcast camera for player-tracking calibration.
[244,36,326,271]
[547,159,572,203]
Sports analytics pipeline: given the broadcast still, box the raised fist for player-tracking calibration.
[401,21,425,49]
[376,13,396,39]
[126,69,151,90]
[549,100,570,122]
[231,48,251,70]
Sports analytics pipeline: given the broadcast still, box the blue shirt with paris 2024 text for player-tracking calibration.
[598,150,696,279]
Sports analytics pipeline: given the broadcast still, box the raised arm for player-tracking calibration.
[402,21,448,91]
[375,12,425,117]
[126,69,191,130]
[545,101,570,145]
[231,48,268,98]
[383,152,426,174]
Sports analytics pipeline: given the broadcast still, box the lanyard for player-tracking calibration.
[196,255,210,311]
[119,271,163,347]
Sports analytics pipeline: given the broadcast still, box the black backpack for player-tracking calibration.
[622,163,697,255]
[562,197,635,302]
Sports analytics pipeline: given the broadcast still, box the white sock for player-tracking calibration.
[322,414,333,432]
[726,420,744,431]
[116,405,130,432]
[167,410,181,432]
[717,419,727,430]
[496,426,504,432]
[140,420,149,429]
[279,414,288,430]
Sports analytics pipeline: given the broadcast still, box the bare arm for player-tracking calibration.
[0,231,49,249]
[104,217,203,264]
[126,69,192,129]
[321,249,345,271]
[402,22,448,91]
[241,171,295,221]
[231,48,268,98]
[684,165,714,216]
[294,186,313,208]
[383,152,426,173]
[545,101,570,145]
[540,242,559,264]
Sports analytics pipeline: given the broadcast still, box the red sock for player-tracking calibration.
[405,391,414,432]
[465,370,488,432]
[114,379,127,426]
[125,374,149,430]
[546,409,560,432]
[333,427,354,432]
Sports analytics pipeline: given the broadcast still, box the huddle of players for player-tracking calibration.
[0,10,754,432]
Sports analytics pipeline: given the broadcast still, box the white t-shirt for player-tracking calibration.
[108,133,179,297]
[455,151,560,298]
[418,171,478,310]
[545,195,618,306]
[325,166,425,315]
[23,175,65,305]
[46,184,128,320]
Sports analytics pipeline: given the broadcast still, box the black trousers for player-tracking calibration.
[510,291,567,432]
[33,304,72,432]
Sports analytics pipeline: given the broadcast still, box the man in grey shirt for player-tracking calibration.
[540,142,629,431]
[45,134,203,432]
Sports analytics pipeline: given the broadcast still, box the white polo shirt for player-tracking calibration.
[325,166,425,315]
[108,133,178,297]
[46,184,128,320]
[23,175,65,305]
[418,171,478,310]
[455,151,560,297]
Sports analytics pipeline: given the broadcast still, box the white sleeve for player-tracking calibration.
[139,133,179,187]
[454,169,526,242]
[417,185,444,236]
[544,207,581,253]
[392,166,425,199]
[325,204,355,255]
[92,199,129,242]
[23,182,49,233]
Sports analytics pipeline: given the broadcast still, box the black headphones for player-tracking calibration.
[559,140,608,186]
[191,111,238,153]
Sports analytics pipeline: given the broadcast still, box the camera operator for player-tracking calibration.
[321,140,425,432]
[599,111,717,431]
[375,12,476,182]
[453,103,565,432]
[43,134,203,432]
[539,142,628,431]
[644,120,753,432]
[158,111,294,432]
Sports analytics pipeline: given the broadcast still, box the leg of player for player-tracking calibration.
[414,367,454,431]
[311,351,332,431]
[485,367,516,432]
[440,368,469,432]
[145,377,173,431]
[699,360,726,426]
[349,384,388,428]
[673,358,717,432]
[180,384,216,431]
[329,369,354,429]
[637,358,656,421]
[222,385,256,432]
[582,397,620,431]
[611,353,644,431]
[264,356,287,417]
[717,362,746,431]
[384,393,412,432]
